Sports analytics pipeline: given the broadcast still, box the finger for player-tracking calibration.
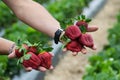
[38,66,47,72]
[87,26,98,32]
[24,67,32,72]
[49,52,54,57]
[81,47,87,54]
[92,45,97,50]
[62,48,67,52]
[8,52,16,58]
[49,65,54,70]
[72,52,78,56]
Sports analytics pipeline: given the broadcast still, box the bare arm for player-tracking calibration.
[0,38,15,55]
[3,0,61,38]
[1,0,60,55]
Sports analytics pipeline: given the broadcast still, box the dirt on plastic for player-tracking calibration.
[44,0,120,80]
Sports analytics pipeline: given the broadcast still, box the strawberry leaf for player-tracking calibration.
[19,47,24,53]
[79,26,87,33]
[20,58,24,63]
[23,41,32,46]
[16,39,22,46]
[43,47,53,52]
[85,18,92,23]
[81,15,86,20]
[23,49,27,55]
[17,59,20,65]
[24,54,31,60]
[77,16,81,20]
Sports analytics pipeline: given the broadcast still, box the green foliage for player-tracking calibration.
[34,0,50,4]
[45,0,92,28]
[83,12,120,80]
[3,22,47,43]
[0,2,18,28]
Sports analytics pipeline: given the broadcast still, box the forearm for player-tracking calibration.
[0,38,15,55]
[3,0,60,38]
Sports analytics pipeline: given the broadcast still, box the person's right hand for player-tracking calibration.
[62,25,98,56]
[8,44,54,72]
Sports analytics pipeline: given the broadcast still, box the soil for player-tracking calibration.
[44,0,120,80]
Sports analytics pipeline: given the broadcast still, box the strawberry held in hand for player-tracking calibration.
[28,46,37,54]
[38,52,53,69]
[78,33,96,50]
[65,25,81,40]
[76,20,88,29]
[79,34,93,47]
[66,40,83,52]
[22,52,41,70]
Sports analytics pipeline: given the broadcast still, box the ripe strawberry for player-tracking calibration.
[22,52,41,70]
[78,33,94,48]
[38,52,52,69]
[28,46,37,54]
[76,20,88,28]
[65,25,82,40]
[15,44,30,58]
[76,21,88,33]
[15,49,23,58]
[66,40,83,52]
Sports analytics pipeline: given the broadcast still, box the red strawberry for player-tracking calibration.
[78,33,94,48]
[22,52,41,70]
[38,52,52,69]
[15,44,29,58]
[15,49,23,58]
[76,20,88,29]
[65,25,82,40]
[28,46,37,54]
[66,40,83,52]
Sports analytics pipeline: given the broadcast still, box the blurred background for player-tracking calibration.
[0,0,120,80]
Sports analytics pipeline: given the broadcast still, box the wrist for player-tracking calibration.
[54,29,69,44]
[54,29,64,44]
[8,43,16,54]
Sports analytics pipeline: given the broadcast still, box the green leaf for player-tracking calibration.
[23,49,27,55]
[81,14,86,20]
[85,18,92,23]
[17,39,22,46]
[76,16,82,20]
[19,47,24,53]
[17,59,20,65]
[79,26,87,33]
[83,75,94,80]
[43,46,53,52]
[20,58,24,63]
[19,47,27,55]
[24,54,31,60]
[23,41,32,46]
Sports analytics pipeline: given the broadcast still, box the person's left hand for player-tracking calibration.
[8,44,54,72]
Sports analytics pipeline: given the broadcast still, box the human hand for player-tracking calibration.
[62,25,98,56]
[8,43,54,72]
[59,15,98,56]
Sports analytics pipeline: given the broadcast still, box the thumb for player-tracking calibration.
[8,52,16,58]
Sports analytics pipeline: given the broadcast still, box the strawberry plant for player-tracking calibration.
[0,2,18,28]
